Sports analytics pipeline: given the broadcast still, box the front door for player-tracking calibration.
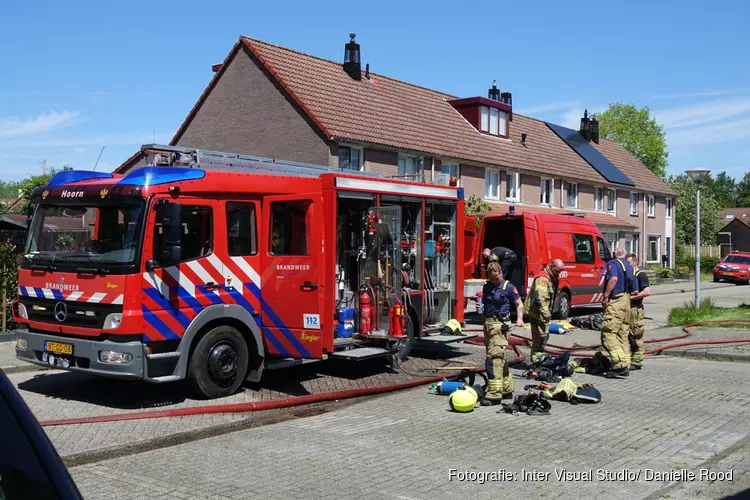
[261,193,323,359]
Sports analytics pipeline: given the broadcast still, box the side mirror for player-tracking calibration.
[154,201,183,266]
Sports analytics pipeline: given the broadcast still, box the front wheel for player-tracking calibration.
[187,326,249,399]
[553,290,571,320]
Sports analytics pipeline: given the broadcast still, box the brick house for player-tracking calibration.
[117,34,677,267]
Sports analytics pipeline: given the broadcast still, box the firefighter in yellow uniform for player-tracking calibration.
[482,261,524,401]
[525,259,564,361]
[626,253,650,370]
[600,248,637,378]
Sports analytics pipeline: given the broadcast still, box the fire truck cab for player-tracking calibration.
[13,145,475,399]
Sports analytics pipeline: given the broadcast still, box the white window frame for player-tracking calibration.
[594,187,604,211]
[398,155,423,181]
[505,171,520,202]
[666,198,673,219]
[439,162,459,186]
[647,234,661,263]
[540,178,554,205]
[629,191,638,215]
[565,181,578,208]
[485,169,500,201]
[480,106,489,132]
[624,234,635,254]
[480,105,508,137]
[338,145,363,171]
[647,194,655,217]
[607,188,616,213]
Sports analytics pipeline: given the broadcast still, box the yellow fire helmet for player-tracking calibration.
[448,386,478,413]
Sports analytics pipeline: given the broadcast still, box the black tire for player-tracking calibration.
[187,325,249,399]
[713,275,720,282]
[553,290,571,320]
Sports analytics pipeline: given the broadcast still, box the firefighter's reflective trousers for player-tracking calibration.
[601,293,631,370]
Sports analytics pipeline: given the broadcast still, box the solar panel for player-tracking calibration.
[545,122,635,186]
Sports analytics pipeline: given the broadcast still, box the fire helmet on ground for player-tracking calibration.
[448,386,478,412]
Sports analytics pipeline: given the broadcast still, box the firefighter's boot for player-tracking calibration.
[501,375,515,399]
[485,378,504,402]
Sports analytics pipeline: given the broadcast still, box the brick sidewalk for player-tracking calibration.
[68,355,750,499]
[9,342,490,459]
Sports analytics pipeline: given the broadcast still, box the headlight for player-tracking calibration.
[98,351,133,364]
[16,303,28,320]
[103,313,123,330]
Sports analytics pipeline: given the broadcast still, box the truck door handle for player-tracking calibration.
[204,281,218,291]
[301,282,319,291]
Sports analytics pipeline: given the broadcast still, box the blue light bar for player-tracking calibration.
[46,171,114,187]
[117,167,206,187]
[457,187,465,200]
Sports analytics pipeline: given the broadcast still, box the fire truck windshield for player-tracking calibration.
[22,200,146,274]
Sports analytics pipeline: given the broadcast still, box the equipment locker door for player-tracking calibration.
[261,193,324,359]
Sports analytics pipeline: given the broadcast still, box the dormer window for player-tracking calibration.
[449,81,513,139]
[480,106,508,136]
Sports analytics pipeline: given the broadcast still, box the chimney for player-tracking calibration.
[343,33,361,80]
[212,63,223,73]
[365,63,370,80]
[580,109,591,141]
[590,115,600,144]
[488,80,500,101]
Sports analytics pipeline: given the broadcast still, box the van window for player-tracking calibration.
[597,237,611,262]
[547,232,575,262]
[573,234,595,264]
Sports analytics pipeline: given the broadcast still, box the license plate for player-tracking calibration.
[45,341,73,355]
[721,271,736,276]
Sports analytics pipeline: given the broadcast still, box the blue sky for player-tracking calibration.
[2,0,749,182]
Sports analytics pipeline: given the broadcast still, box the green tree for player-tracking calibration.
[594,102,669,178]
[706,171,739,208]
[16,160,64,214]
[464,195,492,227]
[738,172,750,207]
[667,174,722,244]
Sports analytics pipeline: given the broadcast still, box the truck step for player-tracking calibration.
[327,347,389,361]
[264,357,322,370]
[419,333,480,344]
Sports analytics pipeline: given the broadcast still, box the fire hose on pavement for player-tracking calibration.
[36,320,750,427]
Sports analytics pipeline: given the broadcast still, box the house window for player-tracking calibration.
[629,192,638,215]
[624,234,635,254]
[506,172,520,201]
[480,105,508,137]
[594,187,604,211]
[607,188,616,212]
[485,169,500,200]
[398,156,423,181]
[647,195,655,217]
[441,163,458,179]
[648,235,660,263]
[667,198,673,219]
[338,146,361,170]
[565,182,578,208]
[540,178,554,205]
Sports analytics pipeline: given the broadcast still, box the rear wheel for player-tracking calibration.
[553,290,571,320]
[187,326,249,399]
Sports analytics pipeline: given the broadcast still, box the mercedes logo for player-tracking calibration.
[54,302,67,323]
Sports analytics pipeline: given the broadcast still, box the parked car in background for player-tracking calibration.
[713,251,750,285]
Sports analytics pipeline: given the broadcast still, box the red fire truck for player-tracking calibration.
[12,145,476,398]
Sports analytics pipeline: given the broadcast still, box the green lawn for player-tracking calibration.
[667,298,750,327]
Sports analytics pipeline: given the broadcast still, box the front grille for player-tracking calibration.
[20,296,122,329]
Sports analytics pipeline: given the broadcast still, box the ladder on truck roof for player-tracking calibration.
[140,143,390,180]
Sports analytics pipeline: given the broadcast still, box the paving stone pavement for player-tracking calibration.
[8,342,490,459]
[69,356,750,500]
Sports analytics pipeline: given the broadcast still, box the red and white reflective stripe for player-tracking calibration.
[230,257,261,286]
[87,293,107,303]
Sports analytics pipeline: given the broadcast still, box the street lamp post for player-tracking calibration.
[685,168,711,307]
